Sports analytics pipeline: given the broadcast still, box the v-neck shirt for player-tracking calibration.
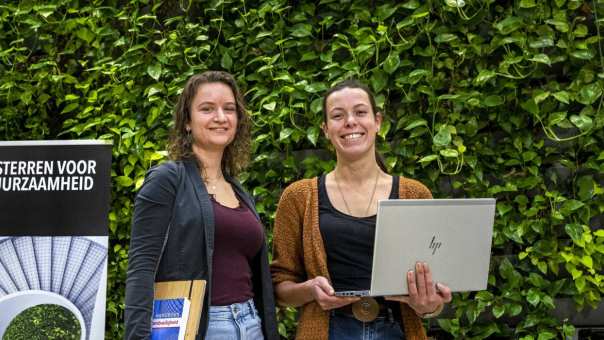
[318,174,399,291]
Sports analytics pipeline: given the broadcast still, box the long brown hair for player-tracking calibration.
[167,71,251,176]
[322,79,387,171]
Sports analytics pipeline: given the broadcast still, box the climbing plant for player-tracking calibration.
[1,0,603,339]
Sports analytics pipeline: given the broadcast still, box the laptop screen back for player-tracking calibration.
[370,199,495,296]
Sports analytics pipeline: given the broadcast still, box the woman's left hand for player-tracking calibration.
[385,262,452,316]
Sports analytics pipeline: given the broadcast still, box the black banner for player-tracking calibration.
[0,141,112,236]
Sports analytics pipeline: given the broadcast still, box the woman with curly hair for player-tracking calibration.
[124,71,278,340]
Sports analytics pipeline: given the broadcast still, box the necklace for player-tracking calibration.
[203,173,223,192]
[334,169,380,216]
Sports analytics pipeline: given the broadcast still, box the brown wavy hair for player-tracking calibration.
[167,71,250,176]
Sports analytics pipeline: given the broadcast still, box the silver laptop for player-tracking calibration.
[335,198,495,297]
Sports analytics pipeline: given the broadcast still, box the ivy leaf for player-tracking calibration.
[571,50,594,60]
[553,91,570,104]
[221,52,233,70]
[497,203,512,216]
[134,177,145,191]
[440,149,458,158]
[397,17,415,29]
[521,99,539,115]
[527,289,540,306]
[437,319,453,333]
[147,64,162,81]
[529,37,554,48]
[411,6,430,19]
[310,98,322,114]
[305,82,327,94]
[483,95,504,107]
[434,33,458,43]
[383,53,400,74]
[577,176,594,201]
[418,154,438,164]
[507,303,522,316]
[444,0,465,8]
[61,103,79,114]
[580,255,593,269]
[263,102,276,111]
[408,69,430,84]
[370,69,388,93]
[564,223,583,243]
[533,90,550,104]
[569,114,593,131]
[404,119,427,130]
[519,0,536,8]
[279,128,294,141]
[291,24,312,38]
[378,119,391,139]
[492,305,505,318]
[474,70,496,85]
[76,27,94,43]
[575,276,586,292]
[116,176,134,187]
[547,111,566,126]
[537,332,557,340]
[494,16,524,35]
[433,126,452,146]
[561,199,584,214]
[546,19,569,32]
[376,3,399,20]
[307,126,319,146]
[64,94,79,101]
[576,83,602,105]
[529,54,551,65]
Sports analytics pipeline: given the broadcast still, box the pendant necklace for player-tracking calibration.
[334,169,380,216]
[203,172,223,192]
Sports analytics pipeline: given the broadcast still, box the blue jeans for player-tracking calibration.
[205,299,264,340]
[329,310,405,340]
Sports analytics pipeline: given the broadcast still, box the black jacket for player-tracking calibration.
[124,160,278,339]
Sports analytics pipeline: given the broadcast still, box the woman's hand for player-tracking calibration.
[308,276,360,310]
[385,262,452,316]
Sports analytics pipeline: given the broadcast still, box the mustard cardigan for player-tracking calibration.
[271,177,432,340]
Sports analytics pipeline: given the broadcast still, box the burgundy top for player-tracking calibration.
[210,196,264,306]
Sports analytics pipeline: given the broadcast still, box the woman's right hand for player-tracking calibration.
[308,276,360,310]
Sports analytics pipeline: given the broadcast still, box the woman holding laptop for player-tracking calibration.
[271,80,452,339]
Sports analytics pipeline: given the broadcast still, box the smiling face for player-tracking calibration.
[187,82,238,153]
[322,87,382,161]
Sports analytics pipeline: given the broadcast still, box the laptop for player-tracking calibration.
[335,198,495,297]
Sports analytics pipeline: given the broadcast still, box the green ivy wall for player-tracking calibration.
[1,0,603,339]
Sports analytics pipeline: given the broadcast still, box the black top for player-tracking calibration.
[319,174,399,291]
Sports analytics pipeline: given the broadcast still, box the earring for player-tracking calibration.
[185,128,193,146]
